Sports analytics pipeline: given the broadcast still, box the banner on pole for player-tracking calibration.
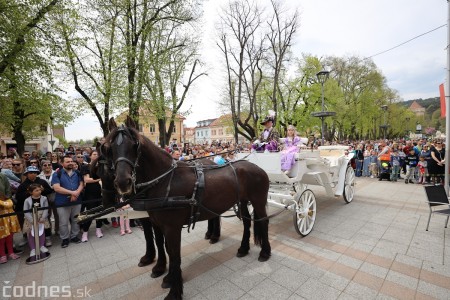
[440,83,446,118]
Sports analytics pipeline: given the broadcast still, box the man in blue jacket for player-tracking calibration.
[52,156,84,248]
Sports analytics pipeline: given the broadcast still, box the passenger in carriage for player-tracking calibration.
[281,125,302,173]
[252,111,280,152]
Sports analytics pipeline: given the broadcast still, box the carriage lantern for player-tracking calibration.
[311,70,335,145]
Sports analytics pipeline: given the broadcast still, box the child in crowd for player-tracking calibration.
[390,149,401,182]
[369,150,378,178]
[23,184,50,256]
[404,148,419,184]
[362,147,371,177]
[118,204,132,236]
[0,193,21,263]
[417,156,428,184]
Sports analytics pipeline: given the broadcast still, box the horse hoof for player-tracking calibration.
[204,232,211,240]
[161,281,171,289]
[164,292,181,300]
[138,255,155,267]
[236,251,248,258]
[258,253,271,262]
[151,269,166,278]
[209,237,219,244]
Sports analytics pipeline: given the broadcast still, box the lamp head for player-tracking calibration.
[316,70,330,84]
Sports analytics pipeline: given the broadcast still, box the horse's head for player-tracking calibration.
[103,116,141,195]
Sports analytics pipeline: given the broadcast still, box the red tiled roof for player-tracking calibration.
[409,100,424,110]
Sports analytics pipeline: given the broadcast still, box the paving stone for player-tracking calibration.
[385,270,418,290]
[247,278,293,299]
[344,281,378,300]
[319,271,351,291]
[201,279,246,300]
[228,267,266,292]
[392,253,423,269]
[268,265,309,292]
[296,278,341,300]
[359,262,389,279]
[336,255,363,270]
[417,280,450,299]
[406,246,444,265]
[421,259,450,277]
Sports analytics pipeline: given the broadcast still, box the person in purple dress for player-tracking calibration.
[281,125,301,172]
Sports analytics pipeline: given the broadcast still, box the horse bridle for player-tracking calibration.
[108,125,142,193]
[109,125,178,194]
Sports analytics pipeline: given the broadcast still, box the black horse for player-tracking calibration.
[92,153,167,277]
[101,117,271,300]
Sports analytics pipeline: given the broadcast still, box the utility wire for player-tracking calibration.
[366,24,447,59]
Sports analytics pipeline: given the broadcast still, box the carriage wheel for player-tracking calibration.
[343,165,355,203]
[293,189,316,236]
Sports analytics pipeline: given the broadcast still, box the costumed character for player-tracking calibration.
[280,125,306,172]
[252,110,280,152]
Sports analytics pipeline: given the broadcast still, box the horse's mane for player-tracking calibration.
[106,123,173,161]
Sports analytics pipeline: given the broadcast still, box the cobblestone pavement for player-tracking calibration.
[2,177,450,299]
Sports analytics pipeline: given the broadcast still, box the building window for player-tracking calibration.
[218,129,223,135]
[173,124,176,133]
[149,123,155,133]
[139,124,143,132]
[40,125,47,132]
[211,129,216,135]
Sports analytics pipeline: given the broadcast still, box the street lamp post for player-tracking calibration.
[311,70,335,145]
[405,117,410,138]
[380,105,388,140]
[48,116,55,152]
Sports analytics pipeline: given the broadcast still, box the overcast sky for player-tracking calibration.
[65,0,448,141]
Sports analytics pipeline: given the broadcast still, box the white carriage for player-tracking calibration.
[237,145,356,236]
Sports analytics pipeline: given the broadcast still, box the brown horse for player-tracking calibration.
[101,117,271,300]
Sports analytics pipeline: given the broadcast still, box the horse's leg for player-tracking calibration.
[253,213,271,262]
[151,224,167,278]
[209,217,221,244]
[138,218,156,267]
[204,219,213,239]
[252,201,271,262]
[237,202,251,257]
[161,228,183,300]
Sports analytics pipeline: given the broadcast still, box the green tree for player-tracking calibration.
[141,2,204,147]
[0,0,72,155]
[0,0,60,75]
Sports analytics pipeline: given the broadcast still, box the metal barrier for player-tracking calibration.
[26,203,50,264]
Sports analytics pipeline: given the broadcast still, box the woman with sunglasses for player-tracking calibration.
[51,153,62,171]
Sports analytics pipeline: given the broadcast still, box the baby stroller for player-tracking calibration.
[378,161,391,181]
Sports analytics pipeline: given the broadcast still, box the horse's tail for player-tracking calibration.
[253,211,264,246]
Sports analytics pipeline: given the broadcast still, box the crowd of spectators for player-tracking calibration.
[0,135,445,263]
[342,138,445,185]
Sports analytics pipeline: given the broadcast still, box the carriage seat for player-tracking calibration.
[236,152,304,183]
[318,146,351,176]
